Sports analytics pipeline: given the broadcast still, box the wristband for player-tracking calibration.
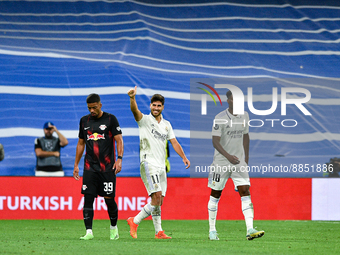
[118,156,123,160]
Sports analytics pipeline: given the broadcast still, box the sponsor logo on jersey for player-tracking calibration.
[151,129,167,141]
[99,125,107,130]
[116,126,121,132]
[87,133,105,141]
[82,185,87,190]
[227,130,244,138]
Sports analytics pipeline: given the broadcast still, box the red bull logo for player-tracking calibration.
[87,133,105,141]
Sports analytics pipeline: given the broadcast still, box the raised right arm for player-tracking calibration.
[127,86,143,122]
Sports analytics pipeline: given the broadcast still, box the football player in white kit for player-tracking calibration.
[208,90,264,241]
[127,86,190,239]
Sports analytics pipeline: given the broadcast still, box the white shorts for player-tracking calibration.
[207,162,250,191]
[140,161,167,197]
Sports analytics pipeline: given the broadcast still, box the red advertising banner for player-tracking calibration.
[0,177,311,220]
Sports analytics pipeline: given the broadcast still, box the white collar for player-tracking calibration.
[226,108,241,119]
[149,113,163,123]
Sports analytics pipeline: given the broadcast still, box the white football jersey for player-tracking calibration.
[212,108,249,165]
[137,113,176,168]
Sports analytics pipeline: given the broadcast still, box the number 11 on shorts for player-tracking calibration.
[151,174,160,184]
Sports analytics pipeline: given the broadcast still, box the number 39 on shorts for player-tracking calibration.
[103,182,114,192]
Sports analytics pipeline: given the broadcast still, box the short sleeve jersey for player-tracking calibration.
[78,112,122,172]
[137,113,176,168]
[212,109,249,165]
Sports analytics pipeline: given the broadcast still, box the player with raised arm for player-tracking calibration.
[208,90,264,241]
[127,86,190,239]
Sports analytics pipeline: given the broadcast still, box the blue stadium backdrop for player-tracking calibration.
[0,0,339,177]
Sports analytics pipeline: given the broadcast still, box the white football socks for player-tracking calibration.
[152,205,162,233]
[208,196,220,232]
[241,195,254,231]
[134,203,155,225]
[133,203,163,233]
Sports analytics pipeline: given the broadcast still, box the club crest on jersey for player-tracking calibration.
[45,141,54,150]
[99,125,107,130]
[87,133,105,141]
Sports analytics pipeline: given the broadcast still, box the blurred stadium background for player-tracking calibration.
[0,0,340,220]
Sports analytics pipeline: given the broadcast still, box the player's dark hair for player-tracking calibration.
[151,94,165,105]
[86,93,101,104]
[226,90,232,99]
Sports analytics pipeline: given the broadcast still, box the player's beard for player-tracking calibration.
[91,110,102,118]
[151,109,162,118]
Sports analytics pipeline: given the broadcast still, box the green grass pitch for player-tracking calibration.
[0,220,339,254]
